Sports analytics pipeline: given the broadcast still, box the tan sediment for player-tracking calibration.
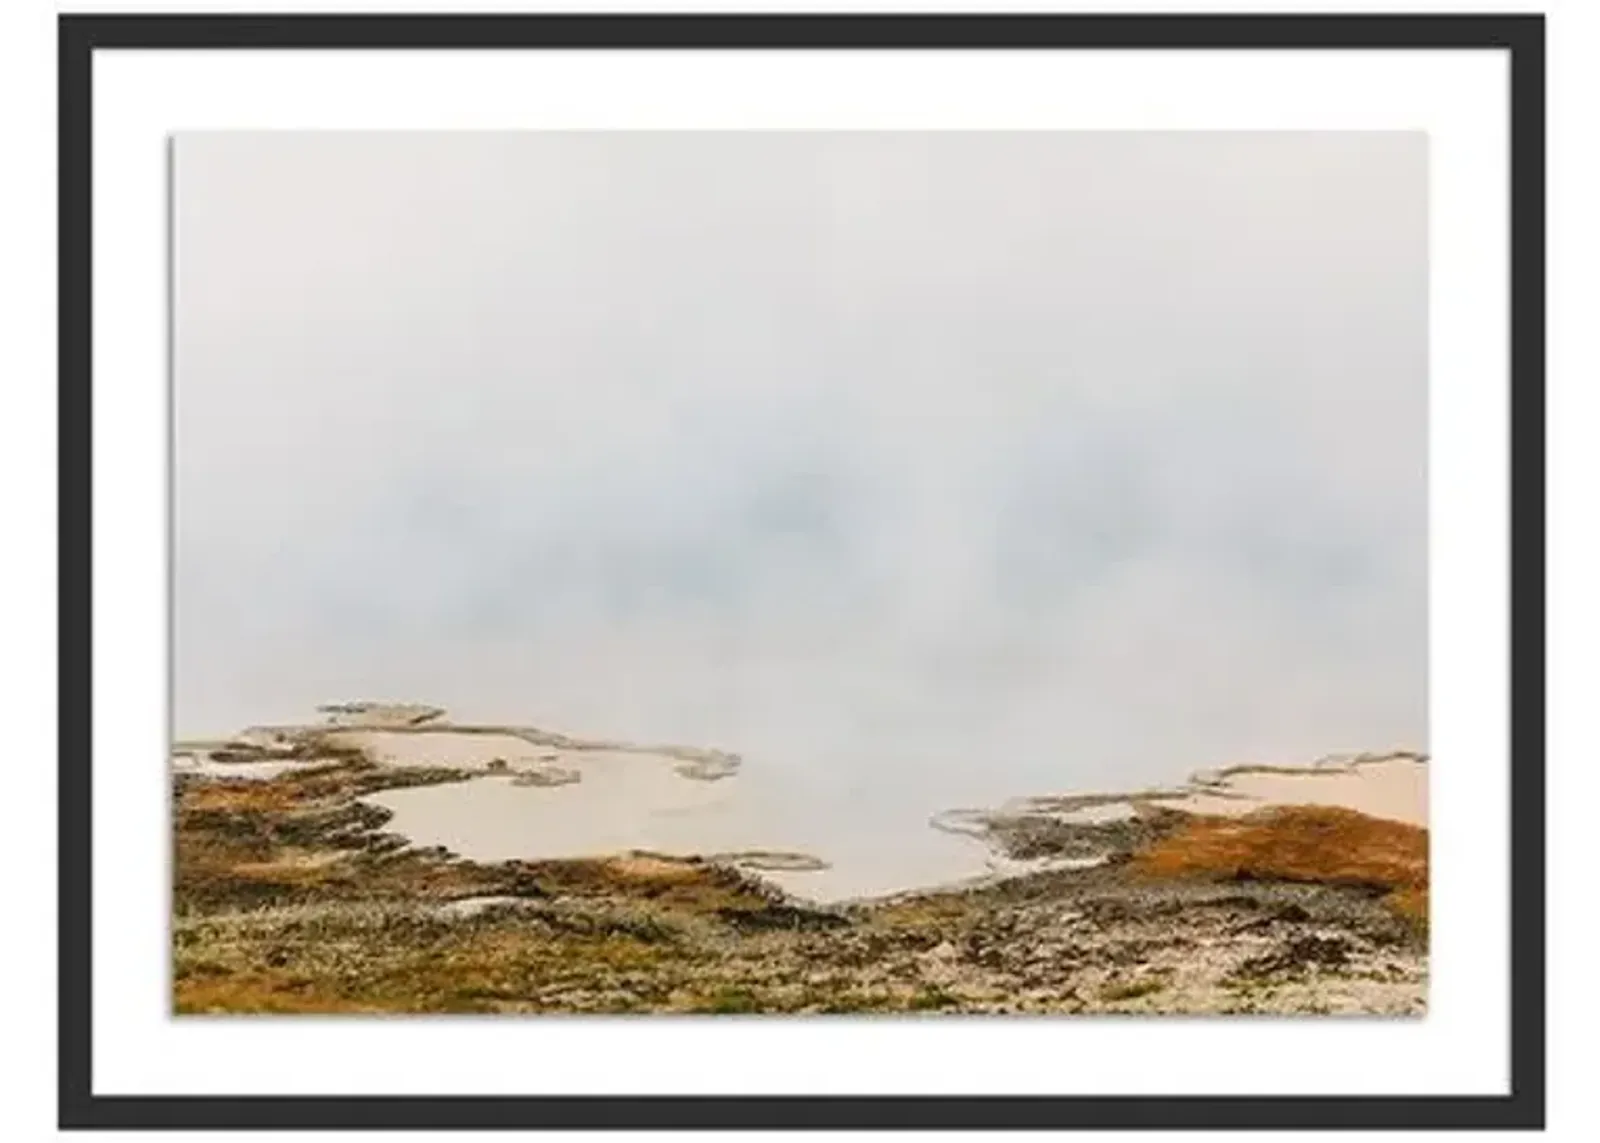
[983,750,1429,831]
[607,855,713,884]
[1157,752,1429,827]
[706,850,831,874]
[184,706,743,786]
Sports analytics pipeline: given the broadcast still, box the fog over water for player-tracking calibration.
[174,131,1426,832]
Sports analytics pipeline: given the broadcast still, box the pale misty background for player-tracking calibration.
[174,131,1426,818]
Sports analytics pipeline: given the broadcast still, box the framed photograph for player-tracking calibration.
[58,10,1545,1132]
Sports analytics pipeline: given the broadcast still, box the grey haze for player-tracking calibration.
[174,131,1426,814]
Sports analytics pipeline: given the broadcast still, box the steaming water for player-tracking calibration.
[307,726,1016,900]
[173,132,1429,900]
[363,750,1000,902]
[336,722,1426,903]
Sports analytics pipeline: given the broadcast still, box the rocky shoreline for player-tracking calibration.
[172,704,1427,1015]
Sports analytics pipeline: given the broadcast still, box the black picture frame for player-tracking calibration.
[57,11,1546,1132]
